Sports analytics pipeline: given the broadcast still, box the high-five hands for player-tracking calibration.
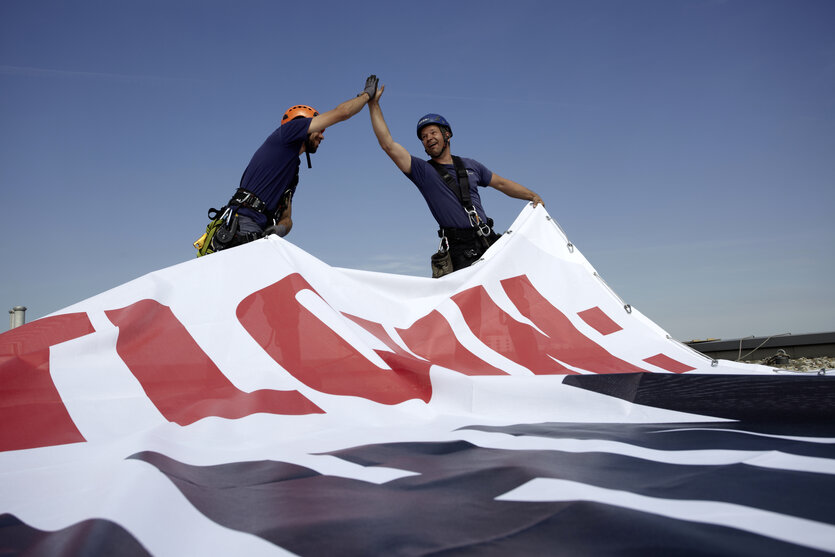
[362,75,378,100]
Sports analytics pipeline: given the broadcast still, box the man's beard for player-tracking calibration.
[424,141,444,158]
[305,135,318,154]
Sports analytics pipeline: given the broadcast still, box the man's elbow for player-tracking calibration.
[264,218,292,238]
[277,217,293,237]
[379,139,396,154]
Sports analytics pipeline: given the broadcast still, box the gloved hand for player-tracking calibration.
[263,223,290,238]
[362,75,378,100]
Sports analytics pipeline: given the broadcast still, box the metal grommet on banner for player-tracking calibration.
[593,272,631,314]
[667,334,720,367]
[545,215,574,254]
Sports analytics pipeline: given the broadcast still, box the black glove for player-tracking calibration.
[362,75,378,100]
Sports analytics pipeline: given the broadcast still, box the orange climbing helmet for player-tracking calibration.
[281,104,319,124]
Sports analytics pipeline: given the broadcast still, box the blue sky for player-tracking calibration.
[2,0,833,341]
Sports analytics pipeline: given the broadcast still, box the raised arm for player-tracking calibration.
[367,85,412,174]
[489,173,544,207]
[308,75,378,134]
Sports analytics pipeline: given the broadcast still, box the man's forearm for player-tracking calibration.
[368,102,393,147]
[332,93,370,123]
[367,88,412,173]
[492,175,544,206]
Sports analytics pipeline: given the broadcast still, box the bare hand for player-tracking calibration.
[371,84,385,104]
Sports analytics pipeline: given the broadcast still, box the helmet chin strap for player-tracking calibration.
[304,135,314,168]
[436,134,451,159]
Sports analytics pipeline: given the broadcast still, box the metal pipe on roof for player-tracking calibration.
[9,306,27,329]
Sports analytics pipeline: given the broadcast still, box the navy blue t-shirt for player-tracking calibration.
[237,117,311,228]
[406,156,493,228]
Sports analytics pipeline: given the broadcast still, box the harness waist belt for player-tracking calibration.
[438,226,489,241]
[230,188,267,214]
[439,217,495,240]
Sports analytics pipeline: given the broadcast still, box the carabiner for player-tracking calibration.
[221,206,233,225]
[466,207,480,228]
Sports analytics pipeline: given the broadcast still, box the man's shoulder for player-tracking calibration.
[271,118,311,143]
[454,155,485,167]
[406,155,431,176]
[455,156,492,185]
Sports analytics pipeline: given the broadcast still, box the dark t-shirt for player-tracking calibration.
[237,117,311,228]
[405,156,493,228]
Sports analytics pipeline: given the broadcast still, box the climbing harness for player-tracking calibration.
[196,106,314,257]
[427,156,499,276]
[194,178,297,257]
[429,156,495,243]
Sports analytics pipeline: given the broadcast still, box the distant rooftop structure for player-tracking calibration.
[687,332,835,361]
[8,306,26,330]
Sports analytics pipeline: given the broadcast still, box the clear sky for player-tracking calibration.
[2,0,833,341]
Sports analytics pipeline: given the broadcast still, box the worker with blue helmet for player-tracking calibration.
[368,84,543,276]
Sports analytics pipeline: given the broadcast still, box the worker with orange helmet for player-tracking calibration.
[367,83,543,276]
[198,75,378,255]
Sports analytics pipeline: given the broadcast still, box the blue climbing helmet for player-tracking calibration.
[416,113,452,139]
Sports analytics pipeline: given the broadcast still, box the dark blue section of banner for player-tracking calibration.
[130,418,835,557]
[562,373,835,422]
[0,513,151,557]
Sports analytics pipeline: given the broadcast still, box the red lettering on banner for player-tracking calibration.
[342,314,417,357]
[577,307,623,336]
[501,275,650,374]
[452,286,571,374]
[643,353,696,373]
[396,310,508,376]
[346,310,506,377]
[0,314,93,451]
[106,300,323,425]
[238,273,433,404]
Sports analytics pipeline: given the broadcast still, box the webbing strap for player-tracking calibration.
[429,156,472,208]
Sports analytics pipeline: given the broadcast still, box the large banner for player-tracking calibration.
[2,206,833,556]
